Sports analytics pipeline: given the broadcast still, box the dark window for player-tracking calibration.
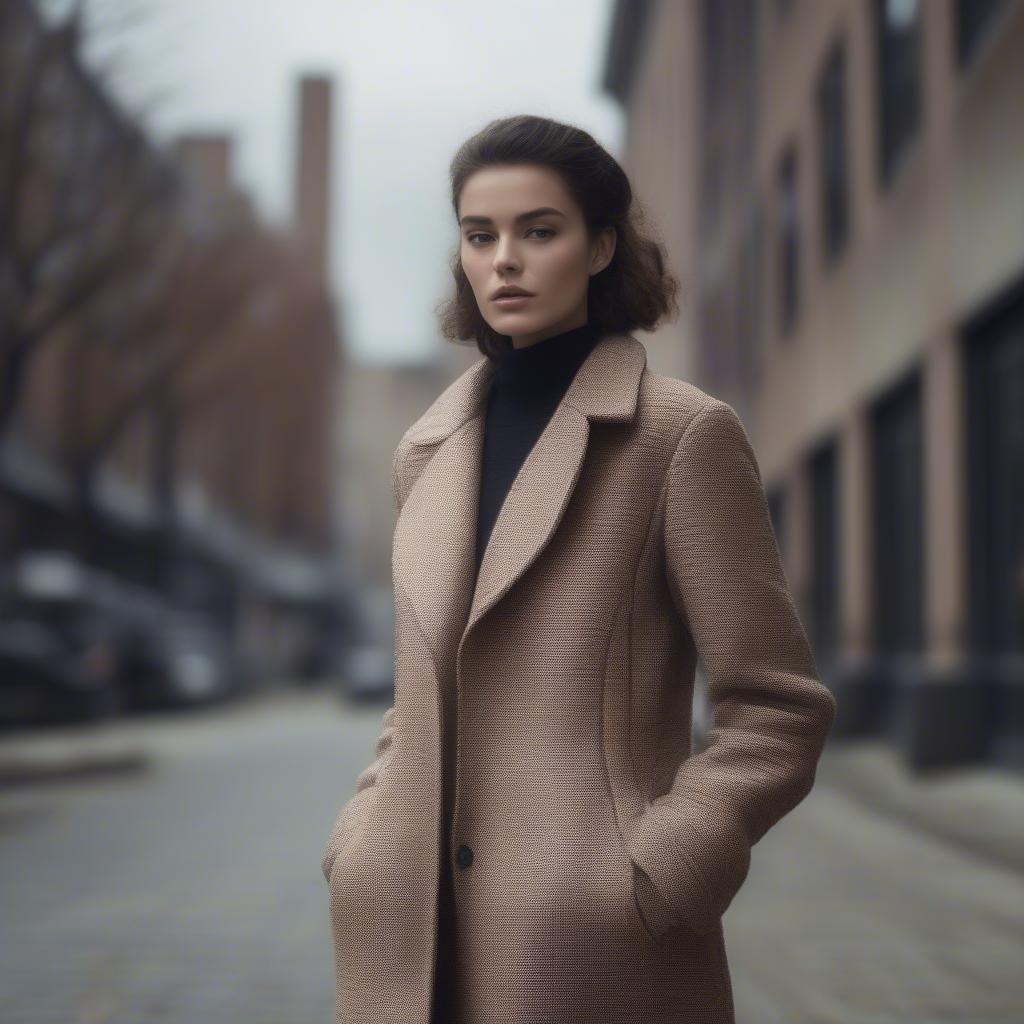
[737,203,765,388]
[777,143,800,336]
[702,281,732,393]
[964,282,1024,655]
[809,441,840,671]
[700,0,730,241]
[817,37,850,265]
[872,0,922,187]
[871,372,925,655]
[699,0,758,243]
[955,0,1008,67]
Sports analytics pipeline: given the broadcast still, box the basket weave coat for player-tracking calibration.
[321,330,837,1024]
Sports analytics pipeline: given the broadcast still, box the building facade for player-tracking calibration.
[603,0,1024,771]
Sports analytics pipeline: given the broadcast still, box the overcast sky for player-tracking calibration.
[71,0,624,364]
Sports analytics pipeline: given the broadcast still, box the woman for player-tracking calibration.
[321,114,837,1024]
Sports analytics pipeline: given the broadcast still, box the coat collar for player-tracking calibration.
[401,328,645,445]
[392,329,647,674]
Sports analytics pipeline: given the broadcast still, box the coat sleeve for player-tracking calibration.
[632,398,837,936]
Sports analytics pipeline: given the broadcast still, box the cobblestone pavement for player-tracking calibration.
[0,689,374,1024]
[727,749,1022,1023]
[1,690,1021,1023]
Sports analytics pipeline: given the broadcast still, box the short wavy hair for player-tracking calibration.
[435,114,682,359]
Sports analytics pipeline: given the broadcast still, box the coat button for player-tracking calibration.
[456,844,473,869]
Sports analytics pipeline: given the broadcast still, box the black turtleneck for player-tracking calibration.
[474,321,601,575]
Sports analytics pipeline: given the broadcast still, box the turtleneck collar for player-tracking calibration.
[489,322,601,397]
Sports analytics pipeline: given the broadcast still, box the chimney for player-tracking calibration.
[293,74,334,283]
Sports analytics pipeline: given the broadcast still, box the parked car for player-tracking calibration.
[0,551,132,726]
[342,641,394,705]
[0,616,118,728]
[0,550,241,720]
[293,581,364,683]
[115,605,241,711]
[333,581,394,704]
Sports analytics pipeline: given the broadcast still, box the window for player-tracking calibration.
[872,0,922,187]
[964,282,1024,656]
[698,0,758,242]
[809,441,840,670]
[955,0,1008,67]
[737,203,765,386]
[699,0,730,241]
[817,37,850,265]
[700,281,732,393]
[871,373,925,655]
[777,142,800,336]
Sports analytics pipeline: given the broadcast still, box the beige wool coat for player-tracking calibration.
[321,329,838,1024]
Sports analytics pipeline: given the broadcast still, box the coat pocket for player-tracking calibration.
[320,785,378,882]
[320,815,355,882]
[599,732,674,946]
[599,596,677,947]
[630,859,676,943]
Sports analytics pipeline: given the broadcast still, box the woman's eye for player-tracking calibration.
[466,228,555,245]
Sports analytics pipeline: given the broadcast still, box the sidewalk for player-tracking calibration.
[816,737,1024,875]
[0,718,152,785]
[0,688,304,786]
[3,700,1023,879]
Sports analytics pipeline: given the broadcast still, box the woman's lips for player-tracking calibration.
[493,294,534,308]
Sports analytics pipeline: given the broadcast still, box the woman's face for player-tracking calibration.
[458,164,615,349]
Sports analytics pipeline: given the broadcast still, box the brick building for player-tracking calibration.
[603,0,1024,770]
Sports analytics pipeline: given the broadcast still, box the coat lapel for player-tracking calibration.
[392,330,647,671]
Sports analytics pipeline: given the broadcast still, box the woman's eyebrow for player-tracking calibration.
[459,207,566,226]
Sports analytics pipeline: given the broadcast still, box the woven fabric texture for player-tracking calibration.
[321,330,837,1024]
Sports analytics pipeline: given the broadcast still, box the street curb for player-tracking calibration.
[0,742,151,786]
[0,690,311,787]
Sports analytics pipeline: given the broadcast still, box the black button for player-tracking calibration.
[455,844,473,869]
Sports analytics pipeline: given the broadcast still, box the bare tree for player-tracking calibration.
[1,0,341,565]
[0,4,177,434]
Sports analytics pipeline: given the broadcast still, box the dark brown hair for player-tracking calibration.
[434,114,682,359]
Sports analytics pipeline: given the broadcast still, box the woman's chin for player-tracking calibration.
[488,313,544,335]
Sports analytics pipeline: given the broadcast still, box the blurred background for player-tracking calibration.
[0,0,1021,1021]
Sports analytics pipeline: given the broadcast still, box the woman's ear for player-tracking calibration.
[591,226,617,276]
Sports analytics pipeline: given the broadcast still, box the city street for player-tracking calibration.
[1,690,1021,1023]
[3,0,1023,1022]
[0,691,363,1024]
